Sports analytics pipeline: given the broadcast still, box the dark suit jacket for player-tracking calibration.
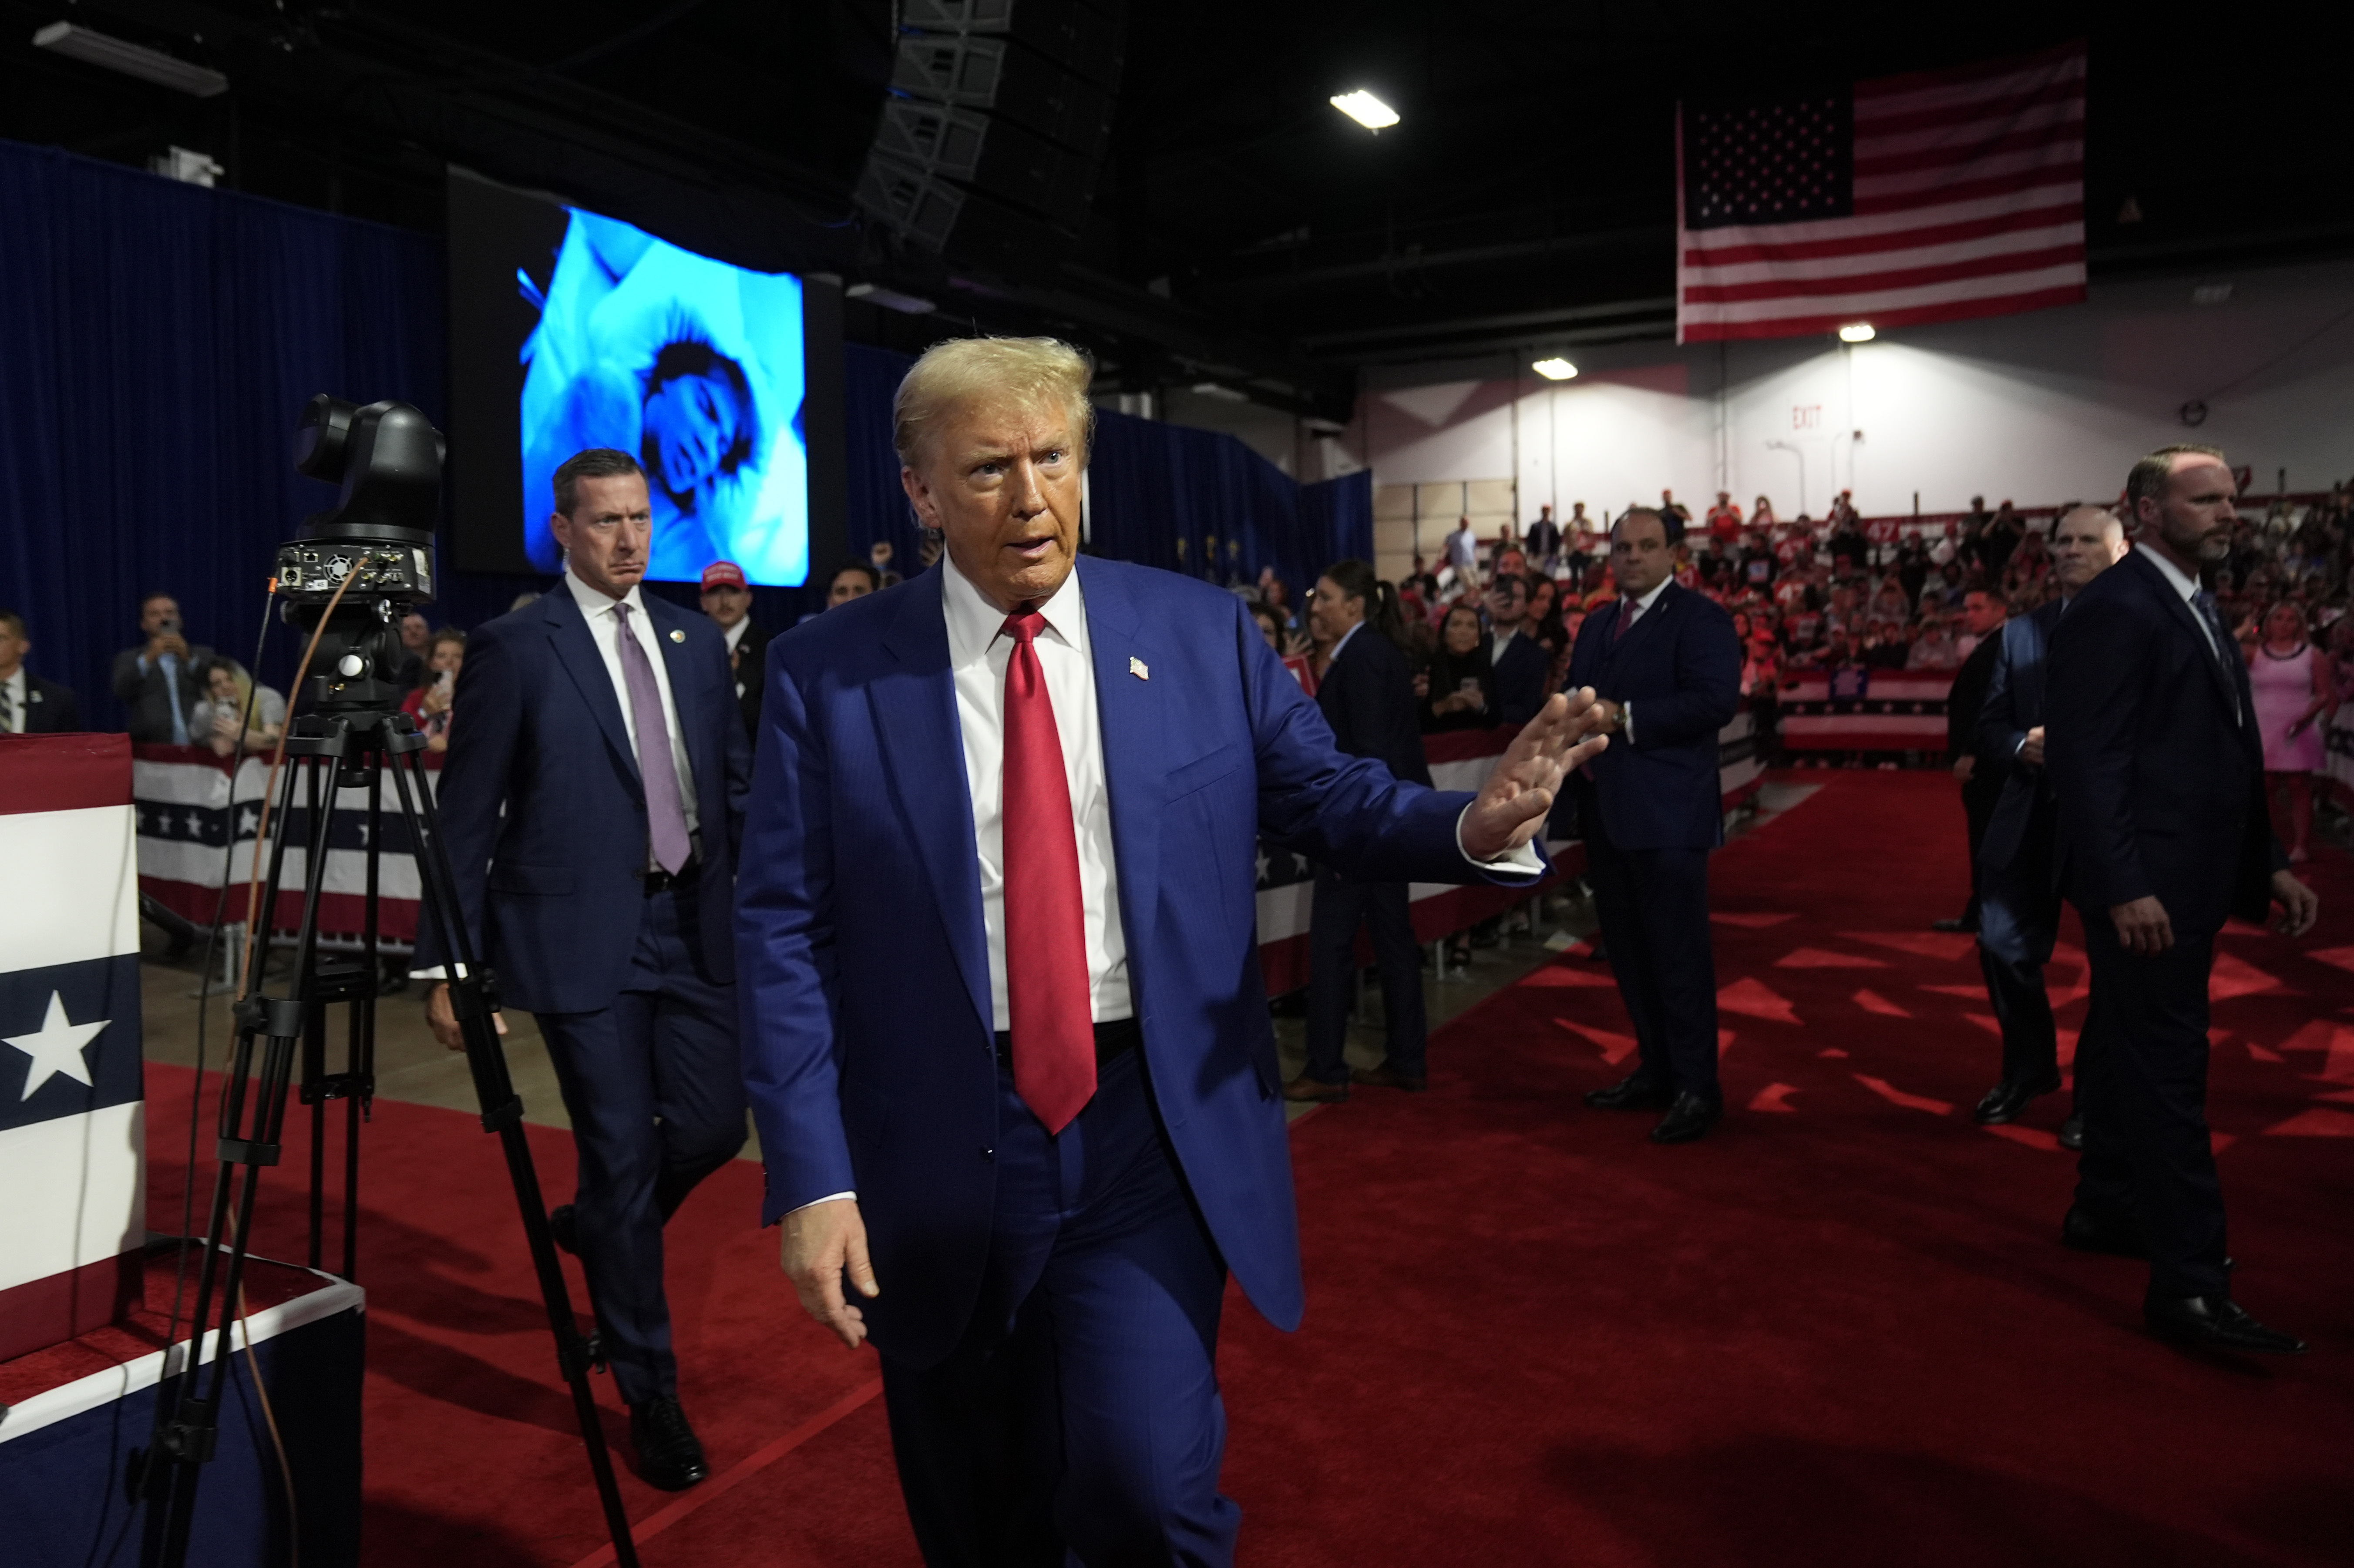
[1947,627,2006,813]
[1565,582,1742,850]
[111,645,214,744]
[1976,599,2061,873]
[736,558,1535,1367]
[14,672,82,733]
[1490,630,1552,726]
[414,586,752,1014]
[730,619,772,737]
[2046,549,2284,937]
[1316,627,1431,785]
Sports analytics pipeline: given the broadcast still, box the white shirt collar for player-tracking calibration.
[565,568,648,621]
[2135,541,2202,604]
[942,552,1089,666]
[722,616,751,651]
[1625,578,1671,613]
[1328,620,1366,664]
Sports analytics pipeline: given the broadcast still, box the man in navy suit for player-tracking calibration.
[418,448,753,1486]
[1284,561,1434,1104]
[2046,446,2316,1355]
[1568,507,1743,1144]
[0,610,82,733]
[736,337,1608,1566]
[1487,572,1553,725]
[1970,507,2128,1136]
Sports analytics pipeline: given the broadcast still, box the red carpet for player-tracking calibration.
[141,771,2354,1564]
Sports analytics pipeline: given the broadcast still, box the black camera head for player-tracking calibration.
[294,396,444,546]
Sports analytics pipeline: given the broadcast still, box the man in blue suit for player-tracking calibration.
[418,449,752,1487]
[1970,507,2128,1137]
[2046,445,2316,1355]
[1567,507,1743,1144]
[736,337,1607,1566]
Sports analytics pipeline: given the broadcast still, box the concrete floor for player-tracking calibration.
[136,782,1820,1158]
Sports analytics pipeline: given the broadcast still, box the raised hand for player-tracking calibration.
[1459,688,1610,860]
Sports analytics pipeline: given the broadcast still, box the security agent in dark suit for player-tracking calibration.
[1935,588,2010,933]
[699,558,770,735]
[417,449,755,1483]
[0,610,81,733]
[1486,572,1554,725]
[1970,508,2130,1135]
[2046,445,2317,1355]
[1284,561,1438,1102]
[110,592,214,745]
[1568,508,1744,1143]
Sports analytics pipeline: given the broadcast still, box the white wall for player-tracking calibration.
[1354,256,2354,520]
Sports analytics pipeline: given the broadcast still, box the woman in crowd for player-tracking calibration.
[189,657,286,758]
[2247,601,2337,863]
[1417,602,1495,733]
[401,628,466,754]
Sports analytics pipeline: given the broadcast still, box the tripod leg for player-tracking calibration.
[386,744,642,1568]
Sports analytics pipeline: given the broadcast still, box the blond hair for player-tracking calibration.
[892,336,1096,470]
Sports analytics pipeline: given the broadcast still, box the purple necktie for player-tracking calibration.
[613,602,693,875]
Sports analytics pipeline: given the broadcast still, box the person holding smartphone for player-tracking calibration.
[400,628,467,752]
[111,591,215,744]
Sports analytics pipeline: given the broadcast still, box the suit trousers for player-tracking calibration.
[1303,867,1428,1085]
[1975,856,2063,1088]
[880,1047,1238,1568]
[1957,776,2001,926]
[1584,813,1720,1105]
[2072,912,2230,1299]
[534,870,747,1404]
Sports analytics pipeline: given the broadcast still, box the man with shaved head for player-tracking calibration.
[2045,447,2318,1355]
[1969,507,2128,1140]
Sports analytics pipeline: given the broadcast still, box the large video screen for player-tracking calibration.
[448,171,836,588]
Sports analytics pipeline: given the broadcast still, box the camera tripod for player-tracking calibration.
[138,704,641,1568]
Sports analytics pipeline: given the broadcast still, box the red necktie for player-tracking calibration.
[1000,611,1095,1134]
[1614,597,1640,643]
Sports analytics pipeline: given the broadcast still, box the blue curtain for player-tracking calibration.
[0,138,447,730]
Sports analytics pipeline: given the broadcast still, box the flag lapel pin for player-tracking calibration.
[1129,656,1150,681]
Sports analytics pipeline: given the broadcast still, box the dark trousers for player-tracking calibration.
[1957,776,2000,926]
[1303,868,1427,1085]
[2072,912,2230,1299]
[1585,814,1719,1105]
[534,873,747,1404]
[880,1048,1238,1568]
[1975,855,2062,1088]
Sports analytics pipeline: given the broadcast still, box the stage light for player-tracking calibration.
[1330,91,1400,131]
[33,21,226,97]
[845,282,937,315]
[1532,357,1578,381]
[1839,322,1876,343]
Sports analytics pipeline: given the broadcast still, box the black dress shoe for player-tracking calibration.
[2143,1293,2306,1355]
[1650,1091,1723,1145]
[629,1396,712,1489]
[2057,1113,2085,1151]
[2061,1204,2147,1259]
[549,1204,580,1257]
[1584,1072,1674,1111]
[1973,1074,2062,1125]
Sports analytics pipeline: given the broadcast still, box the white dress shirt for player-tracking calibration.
[1488,626,1524,666]
[724,614,752,699]
[1611,578,1672,746]
[942,554,1133,1032]
[565,571,701,850]
[0,667,24,733]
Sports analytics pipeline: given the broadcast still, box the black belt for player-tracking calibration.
[994,1016,1140,1068]
[634,859,700,895]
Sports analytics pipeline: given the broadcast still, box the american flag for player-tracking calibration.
[1676,43,2087,343]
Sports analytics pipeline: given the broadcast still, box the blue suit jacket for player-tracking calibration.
[2046,549,2284,937]
[736,557,1521,1367]
[1976,598,2061,874]
[1564,583,1742,850]
[415,587,751,1013]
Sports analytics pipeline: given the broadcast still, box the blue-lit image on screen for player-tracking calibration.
[519,208,808,586]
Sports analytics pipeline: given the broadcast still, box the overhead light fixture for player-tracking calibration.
[1330,90,1400,131]
[33,21,227,97]
[845,282,937,315]
[1532,357,1578,381]
[1838,322,1876,343]
[1189,383,1249,403]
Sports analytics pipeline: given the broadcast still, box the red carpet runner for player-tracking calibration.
[142,771,2352,1565]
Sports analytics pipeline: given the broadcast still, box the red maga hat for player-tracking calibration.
[700,561,747,590]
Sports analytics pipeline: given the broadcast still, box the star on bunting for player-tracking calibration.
[4,992,108,1100]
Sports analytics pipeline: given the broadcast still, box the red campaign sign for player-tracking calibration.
[1865,518,1900,543]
